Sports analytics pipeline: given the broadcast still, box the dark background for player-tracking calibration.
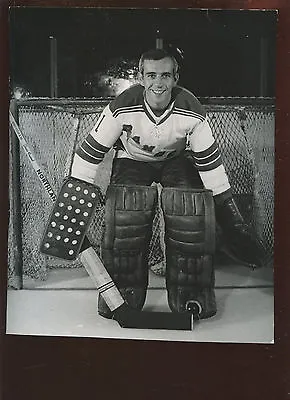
[9,7,277,97]
[2,1,290,400]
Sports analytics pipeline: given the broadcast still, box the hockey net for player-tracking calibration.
[8,97,275,287]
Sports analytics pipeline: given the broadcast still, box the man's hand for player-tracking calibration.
[215,195,267,268]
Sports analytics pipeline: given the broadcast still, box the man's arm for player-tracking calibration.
[71,104,121,183]
[189,118,231,196]
[189,118,267,268]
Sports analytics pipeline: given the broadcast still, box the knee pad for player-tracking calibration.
[161,187,216,319]
[99,184,158,317]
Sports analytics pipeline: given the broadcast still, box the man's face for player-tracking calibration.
[140,57,178,111]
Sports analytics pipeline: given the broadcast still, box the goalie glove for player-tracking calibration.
[214,193,267,268]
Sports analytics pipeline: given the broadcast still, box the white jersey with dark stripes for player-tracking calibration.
[74,84,231,195]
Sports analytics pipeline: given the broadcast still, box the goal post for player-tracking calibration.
[8,97,275,287]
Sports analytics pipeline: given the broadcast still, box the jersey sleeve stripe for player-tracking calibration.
[192,141,219,158]
[195,157,223,172]
[192,141,223,171]
[193,147,219,161]
[80,142,107,159]
[194,151,221,166]
[86,135,111,152]
[76,136,110,164]
[76,147,104,164]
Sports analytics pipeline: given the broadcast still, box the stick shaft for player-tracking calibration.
[80,247,124,311]
[9,110,124,311]
[9,111,57,202]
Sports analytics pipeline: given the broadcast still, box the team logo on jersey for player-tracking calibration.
[154,151,166,157]
[142,145,155,153]
[122,124,133,136]
[128,135,156,153]
[131,136,155,153]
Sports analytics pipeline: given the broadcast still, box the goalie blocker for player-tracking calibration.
[40,176,103,260]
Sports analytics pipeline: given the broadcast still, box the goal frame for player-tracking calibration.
[8,96,275,289]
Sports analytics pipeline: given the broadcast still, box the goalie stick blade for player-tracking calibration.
[113,305,193,331]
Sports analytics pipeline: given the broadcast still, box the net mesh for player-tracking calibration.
[8,98,275,286]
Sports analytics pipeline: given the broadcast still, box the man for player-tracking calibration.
[71,49,266,320]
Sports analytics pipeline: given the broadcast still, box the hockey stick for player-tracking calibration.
[9,110,195,330]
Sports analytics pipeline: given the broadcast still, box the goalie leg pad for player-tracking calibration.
[98,184,158,318]
[161,187,216,319]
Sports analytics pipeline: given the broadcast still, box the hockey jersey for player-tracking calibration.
[72,84,230,196]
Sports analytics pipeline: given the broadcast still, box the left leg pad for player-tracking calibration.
[161,187,216,318]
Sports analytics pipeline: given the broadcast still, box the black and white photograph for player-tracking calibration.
[6,7,276,343]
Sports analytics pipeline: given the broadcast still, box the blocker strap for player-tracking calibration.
[40,176,103,260]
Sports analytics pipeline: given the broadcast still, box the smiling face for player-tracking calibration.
[140,57,179,111]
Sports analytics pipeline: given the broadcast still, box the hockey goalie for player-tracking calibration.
[68,48,267,320]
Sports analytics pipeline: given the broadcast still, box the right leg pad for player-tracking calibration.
[99,184,158,317]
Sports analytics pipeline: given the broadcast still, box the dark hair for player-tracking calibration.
[138,49,179,77]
